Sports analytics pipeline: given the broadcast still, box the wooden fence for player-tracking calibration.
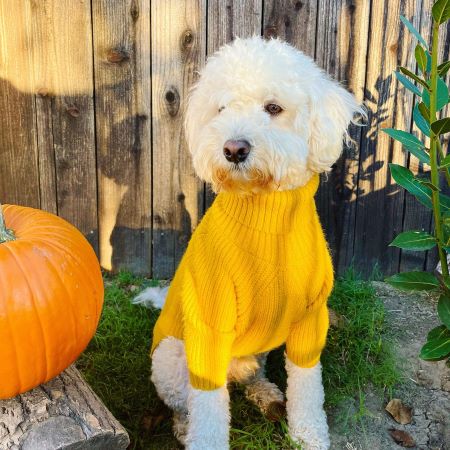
[0,0,448,278]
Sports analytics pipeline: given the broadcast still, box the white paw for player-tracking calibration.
[289,423,330,450]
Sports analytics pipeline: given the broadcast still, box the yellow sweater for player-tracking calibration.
[151,175,333,390]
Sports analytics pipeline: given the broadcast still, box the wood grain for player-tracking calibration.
[93,0,152,273]
[151,0,206,278]
[0,365,129,449]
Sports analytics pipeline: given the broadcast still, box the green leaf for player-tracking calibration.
[415,45,427,73]
[440,154,450,169]
[389,163,450,211]
[400,15,429,48]
[395,71,422,96]
[418,102,430,121]
[427,324,448,341]
[426,50,432,73]
[438,293,450,327]
[389,231,436,250]
[399,67,429,89]
[382,129,430,164]
[431,117,450,135]
[385,271,440,291]
[417,179,440,191]
[422,77,449,110]
[438,60,450,77]
[432,0,450,24]
[420,327,450,360]
[413,103,430,136]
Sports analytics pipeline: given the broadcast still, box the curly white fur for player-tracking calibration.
[286,358,329,450]
[185,36,364,193]
[146,36,362,449]
[186,386,230,450]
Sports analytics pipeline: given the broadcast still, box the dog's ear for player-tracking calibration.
[305,78,365,172]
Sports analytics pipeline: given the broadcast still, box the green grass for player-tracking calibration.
[77,270,399,449]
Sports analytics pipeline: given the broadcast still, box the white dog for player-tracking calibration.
[135,36,363,450]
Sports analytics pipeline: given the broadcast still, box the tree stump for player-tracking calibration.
[0,365,130,450]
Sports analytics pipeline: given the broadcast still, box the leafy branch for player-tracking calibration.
[384,0,450,362]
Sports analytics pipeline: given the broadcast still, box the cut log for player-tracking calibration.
[0,365,129,450]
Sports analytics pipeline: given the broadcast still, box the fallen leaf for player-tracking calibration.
[386,398,412,424]
[389,429,415,447]
[329,308,346,328]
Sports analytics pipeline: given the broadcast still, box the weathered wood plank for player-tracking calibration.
[93,0,152,274]
[313,0,370,273]
[152,0,206,278]
[353,0,419,277]
[399,0,434,273]
[263,0,318,58]
[24,0,98,250]
[0,1,40,209]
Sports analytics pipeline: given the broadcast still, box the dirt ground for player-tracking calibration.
[329,282,450,450]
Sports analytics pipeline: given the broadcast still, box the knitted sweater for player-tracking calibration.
[151,174,333,390]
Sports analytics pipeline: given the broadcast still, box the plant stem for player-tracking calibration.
[0,203,15,243]
[430,21,449,278]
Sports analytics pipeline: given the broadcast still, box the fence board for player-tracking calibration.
[0,1,40,209]
[151,0,206,278]
[93,0,152,273]
[399,0,434,272]
[263,0,317,58]
[353,0,419,277]
[313,0,370,272]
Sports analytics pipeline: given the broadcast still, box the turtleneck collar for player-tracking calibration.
[214,174,320,234]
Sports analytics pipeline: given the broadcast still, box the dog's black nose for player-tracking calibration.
[223,140,251,164]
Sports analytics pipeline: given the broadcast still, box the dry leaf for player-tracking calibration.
[329,308,345,328]
[389,429,415,447]
[386,398,412,425]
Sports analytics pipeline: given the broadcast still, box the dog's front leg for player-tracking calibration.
[186,385,230,450]
[285,358,330,450]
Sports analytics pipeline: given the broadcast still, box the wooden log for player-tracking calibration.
[0,366,129,450]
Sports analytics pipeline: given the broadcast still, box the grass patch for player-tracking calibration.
[77,270,399,449]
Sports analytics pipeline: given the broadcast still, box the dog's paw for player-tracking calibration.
[289,424,330,450]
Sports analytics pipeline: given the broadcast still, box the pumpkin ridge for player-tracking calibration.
[30,237,103,325]
[0,262,23,395]
[3,244,49,384]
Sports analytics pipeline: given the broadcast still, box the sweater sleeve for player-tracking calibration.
[181,250,237,391]
[286,273,332,368]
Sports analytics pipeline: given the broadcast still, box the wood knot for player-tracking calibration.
[348,3,356,14]
[264,26,278,39]
[107,49,130,64]
[66,105,80,118]
[130,0,139,21]
[181,30,194,50]
[294,1,303,10]
[165,88,180,117]
[390,43,398,53]
[154,214,164,225]
[177,193,185,202]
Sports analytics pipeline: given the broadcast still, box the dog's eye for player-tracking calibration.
[264,103,283,116]
[218,106,225,113]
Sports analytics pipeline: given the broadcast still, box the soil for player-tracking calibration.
[329,282,450,450]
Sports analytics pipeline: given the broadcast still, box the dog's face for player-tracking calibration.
[185,37,364,194]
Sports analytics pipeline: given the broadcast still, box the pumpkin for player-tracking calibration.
[0,204,104,399]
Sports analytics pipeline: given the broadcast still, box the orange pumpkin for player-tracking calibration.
[0,204,104,399]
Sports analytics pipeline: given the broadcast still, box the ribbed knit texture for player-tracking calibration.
[151,174,333,390]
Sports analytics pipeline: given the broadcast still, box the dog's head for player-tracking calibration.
[185,36,364,194]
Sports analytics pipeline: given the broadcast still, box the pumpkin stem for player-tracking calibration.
[0,203,15,243]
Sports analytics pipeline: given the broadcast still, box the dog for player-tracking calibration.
[135,36,363,450]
